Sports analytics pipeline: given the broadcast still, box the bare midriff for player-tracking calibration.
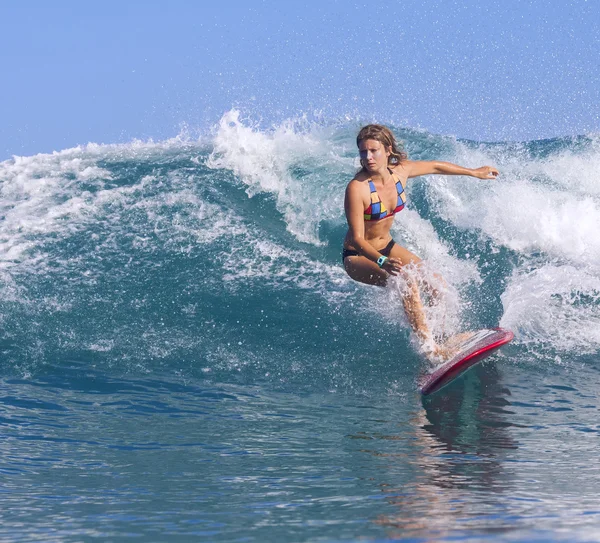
[343,214,395,253]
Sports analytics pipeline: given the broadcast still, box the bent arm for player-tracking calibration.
[344,183,387,263]
[404,160,499,179]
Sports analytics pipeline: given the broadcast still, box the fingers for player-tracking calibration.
[481,166,499,178]
[384,258,403,275]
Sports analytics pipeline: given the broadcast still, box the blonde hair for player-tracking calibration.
[356,124,407,170]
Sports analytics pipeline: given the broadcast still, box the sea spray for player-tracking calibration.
[0,110,599,378]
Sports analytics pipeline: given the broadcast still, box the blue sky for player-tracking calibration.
[1,0,599,159]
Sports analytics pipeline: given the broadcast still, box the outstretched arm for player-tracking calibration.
[404,160,499,179]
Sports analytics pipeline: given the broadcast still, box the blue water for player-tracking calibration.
[1,112,599,541]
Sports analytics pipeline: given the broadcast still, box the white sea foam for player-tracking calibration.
[524,139,600,197]
[0,138,205,257]
[426,136,600,356]
[206,109,352,245]
[437,137,600,261]
[500,265,600,356]
[392,208,481,288]
[433,172,600,267]
[218,225,359,310]
[0,134,360,324]
[4,119,600,362]
[207,111,482,292]
[385,261,464,352]
[0,139,217,311]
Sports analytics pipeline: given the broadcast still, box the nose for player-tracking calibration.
[362,151,374,161]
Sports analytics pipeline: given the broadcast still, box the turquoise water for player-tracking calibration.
[1,112,599,541]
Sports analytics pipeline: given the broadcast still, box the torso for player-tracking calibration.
[344,165,408,251]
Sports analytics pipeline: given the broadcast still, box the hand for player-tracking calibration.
[382,257,403,276]
[472,166,499,179]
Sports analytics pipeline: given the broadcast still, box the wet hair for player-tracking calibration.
[356,124,407,170]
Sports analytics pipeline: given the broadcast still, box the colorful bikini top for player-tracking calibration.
[364,172,406,221]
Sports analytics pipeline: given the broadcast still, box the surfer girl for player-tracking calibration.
[343,124,498,356]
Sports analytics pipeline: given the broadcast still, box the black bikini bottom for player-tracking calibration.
[342,239,395,262]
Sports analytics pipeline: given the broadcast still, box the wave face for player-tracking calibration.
[3,110,600,542]
[1,110,600,386]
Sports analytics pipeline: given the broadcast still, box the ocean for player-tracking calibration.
[0,109,599,541]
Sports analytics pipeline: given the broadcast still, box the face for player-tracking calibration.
[358,139,390,173]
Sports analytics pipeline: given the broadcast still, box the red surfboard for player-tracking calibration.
[419,328,514,396]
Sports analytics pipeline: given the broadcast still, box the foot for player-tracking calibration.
[442,331,476,352]
[425,331,476,364]
[421,340,452,364]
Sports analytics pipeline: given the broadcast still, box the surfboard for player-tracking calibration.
[419,328,514,396]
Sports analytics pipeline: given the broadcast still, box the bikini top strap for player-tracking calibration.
[390,169,405,191]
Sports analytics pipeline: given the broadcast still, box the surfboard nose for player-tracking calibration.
[420,328,514,396]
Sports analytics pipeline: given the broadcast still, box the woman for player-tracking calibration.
[343,124,498,356]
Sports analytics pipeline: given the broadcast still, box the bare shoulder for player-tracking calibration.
[390,162,412,181]
[346,173,369,190]
[345,176,369,203]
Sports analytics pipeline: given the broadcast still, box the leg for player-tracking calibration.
[399,272,432,343]
[399,266,458,359]
[422,271,447,305]
[343,255,388,286]
[386,244,436,343]
[343,244,456,359]
[344,244,434,343]
[386,244,447,305]
[343,242,423,286]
